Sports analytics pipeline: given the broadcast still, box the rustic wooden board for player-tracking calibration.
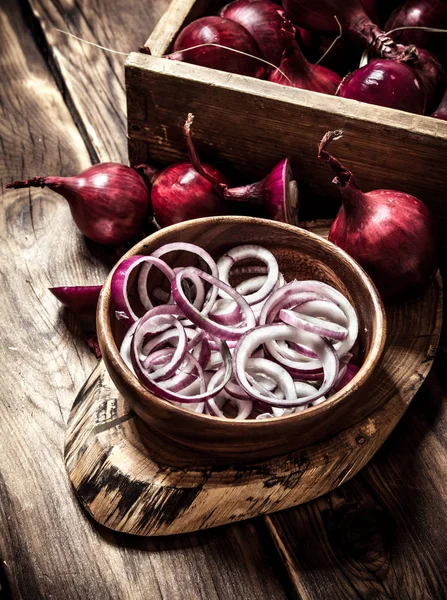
[64,235,442,536]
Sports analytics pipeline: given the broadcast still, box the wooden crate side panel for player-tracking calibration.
[126,55,447,226]
[145,0,223,56]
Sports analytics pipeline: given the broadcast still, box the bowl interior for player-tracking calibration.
[103,217,383,421]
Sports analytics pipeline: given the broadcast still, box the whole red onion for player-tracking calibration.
[337,59,425,114]
[5,163,150,245]
[282,0,415,61]
[219,0,294,67]
[432,90,447,120]
[318,130,436,302]
[268,26,341,94]
[411,48,446,113]
[137,162,229,229]
[170,16,265,78]
[385,0,447,63]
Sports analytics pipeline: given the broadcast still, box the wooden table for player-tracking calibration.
[1,1,447,598]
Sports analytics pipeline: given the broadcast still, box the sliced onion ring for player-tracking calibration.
[234,324,339,408]
[172,267,256,341]
[217,245,279,305]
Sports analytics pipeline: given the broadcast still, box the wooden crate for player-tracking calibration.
[125,0,447,226]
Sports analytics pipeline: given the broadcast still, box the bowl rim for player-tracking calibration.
[97,216,386,427]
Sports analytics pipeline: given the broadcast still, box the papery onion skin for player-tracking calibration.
[219,0,294,67]
[337,59,426,114]
[385,0,447,63]
[319,130,437,302]
[432,90,447,120]
[170,16,266,78]
[6,163,150,245]
[268,26,341,95]
[138,162,229,228]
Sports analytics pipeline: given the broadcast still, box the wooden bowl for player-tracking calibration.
[97,217,386,463]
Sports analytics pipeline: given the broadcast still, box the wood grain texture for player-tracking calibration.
[0,1,292,598]
[25,0,168,162]
[266,355,447,600]
[64,223,441,536]
[126,49,447,226]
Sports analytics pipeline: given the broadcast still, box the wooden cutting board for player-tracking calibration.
[64,224,442,536]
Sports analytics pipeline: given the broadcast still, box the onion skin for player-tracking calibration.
[170,16,265,78]
[432,90,447,120]
[411,48,446,114]
[219,0,294,67]
[138,162,229,229]
[385,0,447,63]
[337,59,425,114]
[318,131,437,303]
[282,0,415,61]
[268,27,341,94]
[6,163,150,245]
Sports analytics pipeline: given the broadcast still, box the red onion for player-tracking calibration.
[114,242,360,418]
[50,285,102,358]
[318,130,437,302]
[432,90,447,120]
[49,285,101,313]
[169,16,266,78]
[337,59,426,114]
[385,0,447,63]
[218,0,294,66]
[282,0,416,61]
[6,163,150,245]
[410,48,446,113]
[267,26,341,94]
[184,114,299,225]
[137,162,229,228]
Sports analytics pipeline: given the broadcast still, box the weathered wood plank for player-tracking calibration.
[265,353,447,600]
[24,0,168,162]
[0,1,292,598]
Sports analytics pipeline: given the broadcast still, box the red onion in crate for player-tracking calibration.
[432,90,447,120]
[337,59,426,114]
[411,48,446,113]
[268,25,341,94]
[169,16,265,78]
[385,0,447,63]
[282,0,415,61]
[318,130,437,302]
[219,0,294,67]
